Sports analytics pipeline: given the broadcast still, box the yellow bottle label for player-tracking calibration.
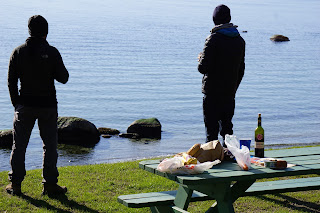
[255,142,264,149]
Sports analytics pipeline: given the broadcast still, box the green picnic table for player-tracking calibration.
[118,146,320,213]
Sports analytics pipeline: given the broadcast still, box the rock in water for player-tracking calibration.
[119,133,140,139]
[270,34,290,42]
[127,118,161,139]
[57,117,100,146]
[0,129,13,148]
[101,134,112,138]
[97,127,120,135]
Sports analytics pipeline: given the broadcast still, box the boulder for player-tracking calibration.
[270,34,290,42]
[57,117,100,147]
[127,118,161,139]
[0,129,13,148]
[97,127,120,135]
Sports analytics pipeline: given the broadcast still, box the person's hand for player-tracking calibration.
[198,52,203,62]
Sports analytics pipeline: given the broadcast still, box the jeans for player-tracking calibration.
[8,105,59,184]
[203,95,235,142]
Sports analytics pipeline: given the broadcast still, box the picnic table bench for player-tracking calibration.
[118,146,320,212]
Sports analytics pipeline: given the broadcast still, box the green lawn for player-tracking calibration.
[1,156,319,212]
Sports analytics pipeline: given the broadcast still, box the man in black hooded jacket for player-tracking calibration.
[6,15,69,195]
[198,5,245,143]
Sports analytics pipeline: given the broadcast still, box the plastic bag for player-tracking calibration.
[224,134,251,170]
[157,156,221,174]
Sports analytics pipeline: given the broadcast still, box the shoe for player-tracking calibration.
[42,183,67,195]
[5,183,22,195]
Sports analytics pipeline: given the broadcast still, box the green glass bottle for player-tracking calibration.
[255,113,264,158]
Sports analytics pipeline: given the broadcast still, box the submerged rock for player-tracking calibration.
[119,133,140,139]
[97,127,120,135]
[0,129,13,148]
[101,134,112,138]
[57,117,100,147]
[127,118,161,139]
[270,34,290,42]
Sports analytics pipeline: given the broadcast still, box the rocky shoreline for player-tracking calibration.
[0,117,162,148]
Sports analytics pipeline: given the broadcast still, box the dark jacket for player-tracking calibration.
[8,37,69,107]
[198,26,245,97]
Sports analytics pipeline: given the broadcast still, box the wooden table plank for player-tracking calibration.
[244,176,320,196]
[279,154,320,162]
[277,154,320,159]
[139,160,160,169]
[176,164,320,185]
[139,156,320,180]
[203,158,319,175]
[138,146,320,170]
[210,163,320,178]
[139,147,320,184]
[265,146,320,158]
[144,164,158,173]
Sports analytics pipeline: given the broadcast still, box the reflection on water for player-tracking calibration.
[58,144,95,155]
[0,149,12,172]
[127,138,161,144]
[0,148,11,154]
[56,136,164,168]
[57,144,95,165]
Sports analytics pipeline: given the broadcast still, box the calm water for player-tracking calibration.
[0,0,319,172]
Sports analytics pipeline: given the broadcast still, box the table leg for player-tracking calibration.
[150,185,194,213]
[150,204,189,213]
[150,205,174,213]
[204,183,235,213]
[230,179,256,202]
[173,185,193,210]
[204,179,256,213]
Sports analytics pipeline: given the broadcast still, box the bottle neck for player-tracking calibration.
[258,117,261,127]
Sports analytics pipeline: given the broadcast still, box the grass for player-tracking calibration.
[1,151,320,212]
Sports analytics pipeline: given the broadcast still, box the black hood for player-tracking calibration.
[28,15,48,37]
[212,4,231,25]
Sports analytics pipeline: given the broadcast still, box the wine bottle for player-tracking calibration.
[255,113,264,157]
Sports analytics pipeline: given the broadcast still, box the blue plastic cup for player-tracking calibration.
[240,139,251,150]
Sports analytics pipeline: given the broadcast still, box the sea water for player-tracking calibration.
[0,0,319,171]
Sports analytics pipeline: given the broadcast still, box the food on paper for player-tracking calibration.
[251,157,288,169]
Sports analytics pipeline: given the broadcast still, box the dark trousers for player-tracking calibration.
[9,105,59,184]
[203,94,235,142]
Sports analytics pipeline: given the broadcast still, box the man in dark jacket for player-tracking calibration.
[6,15,69,195]
[198,5,245,143]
